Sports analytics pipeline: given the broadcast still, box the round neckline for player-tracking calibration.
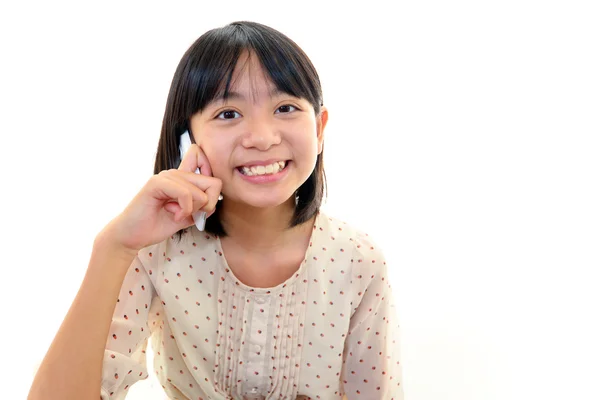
[211,211,321,295]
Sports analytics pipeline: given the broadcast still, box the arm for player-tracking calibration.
[27,139,221,400]
[27,232,153,400]
[342,238,404,399]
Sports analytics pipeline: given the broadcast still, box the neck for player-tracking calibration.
[219,197,310,254]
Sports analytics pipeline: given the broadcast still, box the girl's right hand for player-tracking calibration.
[98,143,223,255]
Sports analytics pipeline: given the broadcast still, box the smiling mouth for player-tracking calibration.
[237,160,290,176]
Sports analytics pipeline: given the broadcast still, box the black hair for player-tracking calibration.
[153,21,326,239]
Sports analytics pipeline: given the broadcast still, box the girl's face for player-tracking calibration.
[189,52,327,210]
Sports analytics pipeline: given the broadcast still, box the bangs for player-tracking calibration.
[179,22,323,123]
[157,21,327,239]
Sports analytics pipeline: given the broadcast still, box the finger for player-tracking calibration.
[161,170,222,213]
[166,202,196,225]
[152,173,208,219]
[164,201,180,215]
[164,201,188,222]
[178,143,214,177]
[206,207,217,219]
[163,201,195,227]
[160,172,212,213]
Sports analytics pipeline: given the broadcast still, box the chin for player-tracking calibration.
[236,193,295,210]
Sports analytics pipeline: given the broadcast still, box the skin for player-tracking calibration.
[189,51,328,262]
[26,51,329,400]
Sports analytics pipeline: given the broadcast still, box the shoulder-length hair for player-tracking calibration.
[153,21,326,239]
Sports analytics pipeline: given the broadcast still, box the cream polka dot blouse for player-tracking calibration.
[100,211,403,399]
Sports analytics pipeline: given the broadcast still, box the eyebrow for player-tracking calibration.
[211,88,291,104]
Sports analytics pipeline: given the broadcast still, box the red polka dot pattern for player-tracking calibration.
[99,212,403,399]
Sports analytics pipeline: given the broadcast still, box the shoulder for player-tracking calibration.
[316,211,388,276]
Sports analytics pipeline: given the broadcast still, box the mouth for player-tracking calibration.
[236,160,290,177]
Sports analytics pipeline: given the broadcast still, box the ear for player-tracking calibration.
[316,106,328,154]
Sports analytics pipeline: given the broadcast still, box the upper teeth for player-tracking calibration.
[241,161,286,176]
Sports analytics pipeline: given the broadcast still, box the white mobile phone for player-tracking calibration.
[179,130,207,231]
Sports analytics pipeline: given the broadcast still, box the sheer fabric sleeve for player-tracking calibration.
[99,246,158,400]
[342,235,404,399]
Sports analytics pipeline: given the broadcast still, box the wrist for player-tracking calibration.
[94,223,139,262]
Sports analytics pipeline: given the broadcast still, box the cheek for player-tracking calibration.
[290,121,319,151]
[199,140,231,176]
[297,130,320,158]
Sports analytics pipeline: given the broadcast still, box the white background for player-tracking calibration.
[1,1,599,399]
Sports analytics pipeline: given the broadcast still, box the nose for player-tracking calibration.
[241,116,281,150]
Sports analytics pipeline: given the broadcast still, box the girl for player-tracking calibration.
[28,21,403,400]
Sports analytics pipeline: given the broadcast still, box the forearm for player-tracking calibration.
[28,235,137,400]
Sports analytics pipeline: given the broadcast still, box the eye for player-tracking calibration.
[216,110,241,120]
[275,104,298,114]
